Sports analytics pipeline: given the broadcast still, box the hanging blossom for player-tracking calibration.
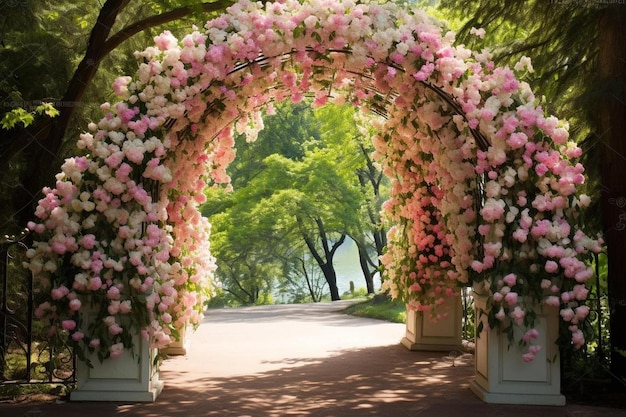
[26,0,601,363]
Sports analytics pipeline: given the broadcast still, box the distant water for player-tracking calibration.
[333,237,381,295]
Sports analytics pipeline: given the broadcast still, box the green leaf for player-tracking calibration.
[36,102,60,118]
[1,108,34,129]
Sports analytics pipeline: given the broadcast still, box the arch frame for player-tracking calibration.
[25,0,600,367]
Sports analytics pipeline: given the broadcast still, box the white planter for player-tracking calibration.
[161,325,191,356]
[70,303,163,402]
[401,295,462,351]
[71,333,163,402]
[469,292,565,406]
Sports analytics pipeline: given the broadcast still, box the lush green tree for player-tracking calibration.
[202,101,383,302]
[313,105,389,294]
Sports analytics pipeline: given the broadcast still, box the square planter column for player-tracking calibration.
[161,325,190,356]
[401,295,462,351]
[469,292,565,406]
[71,333,163,402]
[70,303,163,402]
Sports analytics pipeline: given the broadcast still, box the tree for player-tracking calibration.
[595,5,626,378]
[202,101,376,302]
[314,105,389,294]
[1,0,235,234]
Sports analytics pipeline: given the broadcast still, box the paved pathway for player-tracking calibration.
[2,301,625,416]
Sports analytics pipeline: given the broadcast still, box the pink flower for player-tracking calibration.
[535,163,549,176]
[69,299,82,312]
[71,332,85,341]
[112,76,132,96]
[575,305,590,321]
[108,323,123,335]
[107,286,121,300]
[109,342,125,359]
[573,284,589,301]
[503,273,517,287]
[560,308,575,322]
[162,313,172,323]
[61,320,76,331]
[545,260,559,273]
[545,296,560,307]
[504,292,518,306]
[510,307,525,325]
[572,329,585,348]
[119,300,133,314]
[82,234,96,249]
[51,285,69,300]
[522,329,539,342]
[89,276,103,291]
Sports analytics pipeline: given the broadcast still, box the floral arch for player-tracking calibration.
[26,0,601,363]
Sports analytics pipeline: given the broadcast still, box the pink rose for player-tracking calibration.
[69,298,82,312]
[503,273,517,287]
[109,342,125,359]
[545,260,559,273]
[504,292,518,306]
[61,320,76,331]
[560,308,575,322]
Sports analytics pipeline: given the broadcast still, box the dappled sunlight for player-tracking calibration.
[114,305,485,416]
[3,306,624,416]
[122,344,476,417]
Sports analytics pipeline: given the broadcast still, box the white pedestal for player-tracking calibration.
[470,292,565,406]
[71,333,163,402]
[401,295,462,351]
[161,326,191,356]
[70,302,163,402]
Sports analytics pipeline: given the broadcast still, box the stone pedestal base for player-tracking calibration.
[470,292,565,406]
[161,326,190,356]
[71,334,163,402]
[401,295,462,352]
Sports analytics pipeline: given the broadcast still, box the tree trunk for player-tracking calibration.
[597,6,626,379]
[299,217,344,301]
[355,241,375,294]
[321,263,341,301]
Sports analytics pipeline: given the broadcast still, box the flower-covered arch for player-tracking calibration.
[26,0,601,363]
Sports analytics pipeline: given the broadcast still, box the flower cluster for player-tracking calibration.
[26,0,600,362]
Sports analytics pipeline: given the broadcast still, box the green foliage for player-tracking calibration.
[0,103,59,129]
[0,0,234,237]
[202,101,383,303]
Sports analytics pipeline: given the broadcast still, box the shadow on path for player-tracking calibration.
[1,303,625,417]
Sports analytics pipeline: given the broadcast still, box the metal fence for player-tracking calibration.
[0,232,75,385]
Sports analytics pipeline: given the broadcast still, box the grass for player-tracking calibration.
[0,383,69,403]
[342,294,407,323]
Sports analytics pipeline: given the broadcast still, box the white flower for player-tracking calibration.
[514,56,534,73]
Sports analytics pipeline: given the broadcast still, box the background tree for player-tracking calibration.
[314,105,389,294]
[202,101,385,303]
[0,0,235,236]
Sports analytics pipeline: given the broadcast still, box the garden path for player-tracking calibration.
[2,301,624,416]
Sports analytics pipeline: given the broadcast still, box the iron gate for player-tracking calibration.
[0,232,75,385]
